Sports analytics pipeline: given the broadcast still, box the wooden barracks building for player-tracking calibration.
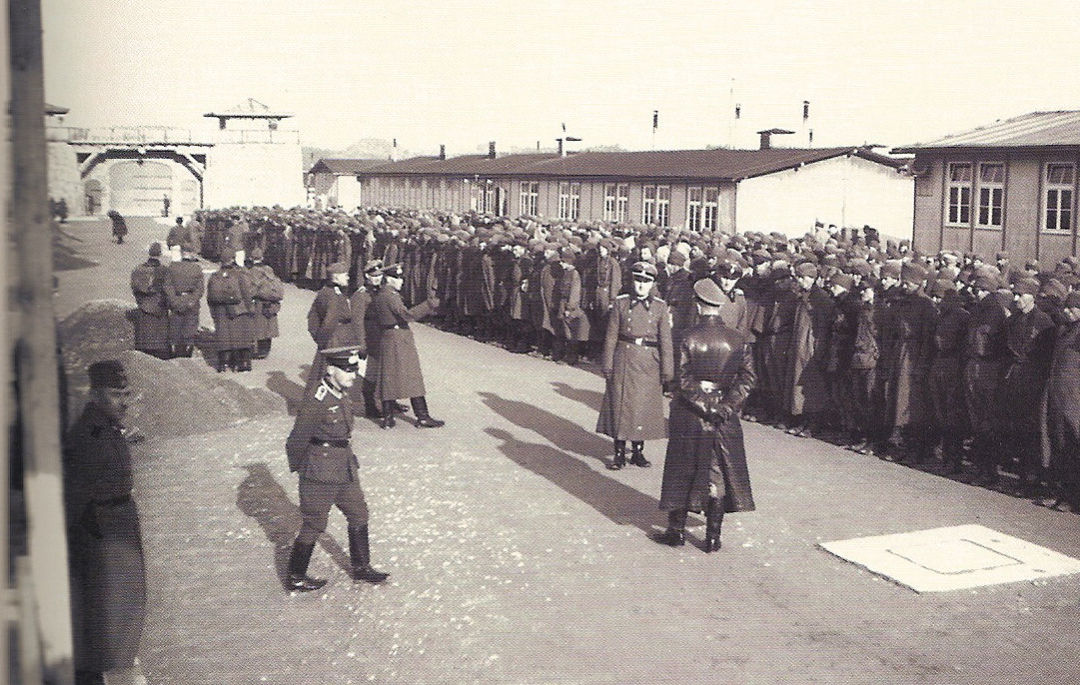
[894,111,1080,265]
[310,133,914,239]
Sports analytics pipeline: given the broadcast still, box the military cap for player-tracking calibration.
[996,251,1009,260]
[928,278,954,298]
[249,247,264,262]
[148,242,162,257]
[900,261,927,285]
[1040,278,1068,303]
[630,261,658,282]
[327,261,349,276]
[830,273,855,291]
[973,273,999,292]
[559,245,577,261]
[880,260,902,280]
[693,277,725,306]
[1013,277,1040,297]
[364,259,384,275]
[716,259,742,279]
[846,258,872,278]
[667,250,687,266]
[794,262,819,279]
[88,360,130,389]
[321,345,362,372]
[382,263,403,278]
[1065,291,1080,309]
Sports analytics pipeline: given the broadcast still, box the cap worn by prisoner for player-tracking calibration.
[1040,278,1068,302]
[1013,277,1040,297]
[327,261,349,276]
[880,260,902,280]
[667,250,687,267]
[249,247,264,262]
[321,345,362,372]
[88,360,130,389]
[1065,291,1080,309]
[794,261,819,279]
[382,263,403,278]
[364,259,384,275]
[901,261,927,286]
[148,242,162,257]
[830,273,855,291]
[716,258,741,279]
[693,278,725,306]
[973,273,999,292]
[928,278,954,298]
[630,261,657,282]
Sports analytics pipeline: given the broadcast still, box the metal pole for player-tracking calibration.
[9,0,76,682]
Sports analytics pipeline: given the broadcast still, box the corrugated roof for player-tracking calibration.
[357,147,903,182]
[309,158,391,175]
[893,111,1080,153]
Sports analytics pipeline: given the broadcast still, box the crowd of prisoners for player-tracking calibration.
[164,205,1080,511]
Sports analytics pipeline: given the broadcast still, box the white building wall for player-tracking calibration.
[735,155,914,240]
[336,176,363,209]
[204,140,305,209]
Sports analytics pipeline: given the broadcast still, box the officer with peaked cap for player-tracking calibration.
[64,360,146,682]
[657,279,756,553]
[597,261,673,470]
[285,345,390,592]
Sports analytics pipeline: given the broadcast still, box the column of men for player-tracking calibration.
[190,205,1080,511]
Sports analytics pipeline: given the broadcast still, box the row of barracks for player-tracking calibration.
[309,134,915,240]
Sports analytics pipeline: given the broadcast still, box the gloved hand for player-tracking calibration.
[711,404,733,425]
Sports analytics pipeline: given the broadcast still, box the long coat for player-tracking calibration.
[928,299,969,430]
[64,402,146,673]
[784,285,834,416]
[882,289,935,430]
[246,263,284,341]
[963,293,1008,436]
[163,257,204,346]
[660,316,756,514]
[369,286,435,401]
[998,307,1054,434]
[130,259,170,352]
[554,264,590,341]
[207,263,255,349]
[596,294,674,441]
[1046,320,1080,473]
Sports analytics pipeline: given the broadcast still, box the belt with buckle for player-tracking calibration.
[310,438,350,448]
[618,335,658,348]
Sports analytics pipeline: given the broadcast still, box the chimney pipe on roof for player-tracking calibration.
[439,144,446,160]
[557,138,564,157]
[757,128,795,150]
[488,141,496,159]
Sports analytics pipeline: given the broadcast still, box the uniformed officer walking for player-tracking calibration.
[596,261,673,470]
[284,345,390,592]
[656,279,756,552]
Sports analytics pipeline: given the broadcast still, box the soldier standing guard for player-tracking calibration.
[596,261,673,470]
[163,240,204,358]
[656,279,756,553]
[285,346,389,592]
[130,242,171,360]
[246,247,285,359]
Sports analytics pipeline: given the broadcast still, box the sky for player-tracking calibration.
[40,0,1080,156]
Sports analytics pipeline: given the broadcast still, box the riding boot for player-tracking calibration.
[379,400,396,429]
[411,396,445,428]
[629,441,651,467]
[705,497,724,553]
[607,440,627,470]
[563,340,579,366]
[216,351,229,373]
[348,526,390,584]
[237,347,253,372]
[286,540,327,592]
[362,379,382,418]
[652,509,687,546]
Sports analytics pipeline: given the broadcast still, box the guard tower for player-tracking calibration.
[202,98,305,209]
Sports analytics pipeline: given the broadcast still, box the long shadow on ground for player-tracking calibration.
[485,427,664,534]
[550,381,604,413]
[236,462,350,587]
[478,391,611,464]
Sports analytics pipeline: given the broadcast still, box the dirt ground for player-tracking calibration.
[55,217,1080,684]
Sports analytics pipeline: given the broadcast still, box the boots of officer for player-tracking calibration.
[235,347,253,372]
[411,396,445,428]
[607,440,627,470]
[216,351,230,373]
[379,400,396,429]
[286,540,327,592]
[705,497,724,553]
[629,441,651,467]
[348,526,390,584]
[652,509,687,546]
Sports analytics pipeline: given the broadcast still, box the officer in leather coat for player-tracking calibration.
[657,278,756,552]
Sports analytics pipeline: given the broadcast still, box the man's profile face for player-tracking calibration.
[94,386,132,422]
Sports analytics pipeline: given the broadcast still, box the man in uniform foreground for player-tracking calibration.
[285,345,390,592]
[656,278,756,552]
[64,361,146,685]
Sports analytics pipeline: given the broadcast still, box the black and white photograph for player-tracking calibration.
[6,1,1080,683]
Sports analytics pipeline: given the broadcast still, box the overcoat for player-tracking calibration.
[596,294,674,440]
[64,402,146,673]
[207,263,255,349]
[369,286,435,401]
[963,294,1008,436]
[660,316,756,514]
[882,290,935,429]
[928,299,969,430]
[163,257,204,346]
[130,259,170,352]
[1046,320,1080,473]
[554,264,590,342]
[246,263,284,341]
[998,307,1054,434]
[784,285,835,416]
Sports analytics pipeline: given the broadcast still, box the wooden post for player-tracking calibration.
[9,0,76,682]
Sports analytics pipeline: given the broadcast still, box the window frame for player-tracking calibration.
[945,162,973,227]
[642,184,657,224]
[1043,162,1075,234]
[974,162,1005,230]
[687,187,703,230]
[616,183,629,222]
[603,183,617,221]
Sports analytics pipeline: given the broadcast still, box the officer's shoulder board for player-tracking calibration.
[616,293,630,299]
[734,288,744,296]
[653,296,667,304]
[314,384,329,401]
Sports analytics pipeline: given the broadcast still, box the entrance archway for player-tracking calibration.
[84,179,103,215]
[109,160,172,216]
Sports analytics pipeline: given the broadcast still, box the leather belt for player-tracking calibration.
[96,494,132,506]
[384,323,409,330]
[310,438,349,448]
[619,335,658,348]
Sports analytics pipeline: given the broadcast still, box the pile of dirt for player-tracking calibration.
[58,299,283,437]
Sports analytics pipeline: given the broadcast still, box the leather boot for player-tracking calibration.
[286,540,327,592]
[652,509,687,546]
[237,348,253,372]
[362,379,382,418]
[216,351,229,373]
[705,497,724,553]
[629,441,651,467]
[411,396,445,428]
[349,526,390,584]
[379,400,396,429]
[607,440,627,470]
